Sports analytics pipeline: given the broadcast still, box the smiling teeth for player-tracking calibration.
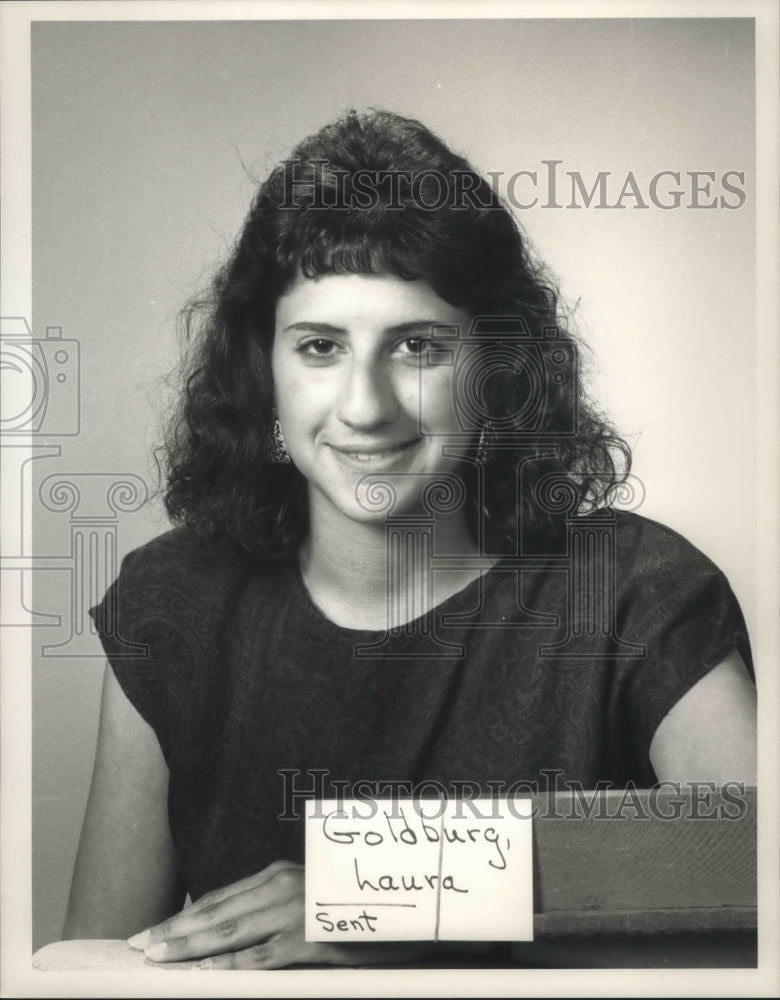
[342,444,413,461]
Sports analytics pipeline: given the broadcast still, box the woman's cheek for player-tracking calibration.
[413,370,460,435]
[277,375,336,449]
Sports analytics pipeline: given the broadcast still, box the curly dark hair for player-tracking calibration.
[163,108,630,558]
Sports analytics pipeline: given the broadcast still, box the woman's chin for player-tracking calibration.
[309,483,430,527]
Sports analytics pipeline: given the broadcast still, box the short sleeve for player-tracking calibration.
[88,528,246,767]
[615,513,754,767]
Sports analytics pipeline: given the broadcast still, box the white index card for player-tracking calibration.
[435,796,534,941]
[305,797,534,943]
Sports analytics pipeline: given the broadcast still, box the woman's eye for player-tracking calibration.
[397,336,450,366]
[298,338,339,360]
[399,337,433,358]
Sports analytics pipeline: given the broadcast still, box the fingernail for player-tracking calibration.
[195,958,214,970]
[127,929,151,950]
[145,942,168,961]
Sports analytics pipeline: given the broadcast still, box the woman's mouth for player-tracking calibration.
[330,439,419,466]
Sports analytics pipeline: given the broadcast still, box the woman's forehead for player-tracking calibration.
[274,272,472,332]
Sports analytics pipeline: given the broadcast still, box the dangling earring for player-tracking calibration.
[476,421,492,464]
[267,410,291,464]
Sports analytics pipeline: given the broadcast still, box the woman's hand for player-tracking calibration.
[127,860,430,970]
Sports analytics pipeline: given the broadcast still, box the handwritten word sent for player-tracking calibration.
[305,798,533,942]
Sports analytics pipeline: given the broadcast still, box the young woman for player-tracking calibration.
[63,109,757,969]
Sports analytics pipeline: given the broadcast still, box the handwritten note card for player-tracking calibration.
[305,797,533,942]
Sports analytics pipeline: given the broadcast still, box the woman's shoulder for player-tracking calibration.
[92,527,265,767]
[116,525,253,592]
[596,508,745,639]
[608,507,722,566]
[120,523,237,568]
[93,526,263,645]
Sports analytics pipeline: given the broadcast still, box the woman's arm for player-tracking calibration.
[63,663,186,940]
[648,648,757,783]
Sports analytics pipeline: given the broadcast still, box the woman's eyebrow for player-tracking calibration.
[385,320,445,335]
[281,321,346,334]
[281,320,447,335]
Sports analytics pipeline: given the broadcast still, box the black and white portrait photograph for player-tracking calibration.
[1,1,778,996]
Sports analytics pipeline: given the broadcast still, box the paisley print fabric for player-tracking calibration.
[90,509,753,902]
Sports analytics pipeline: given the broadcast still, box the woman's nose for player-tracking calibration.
[336,357,398,430]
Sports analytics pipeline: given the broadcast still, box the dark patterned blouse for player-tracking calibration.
[90,509,753,903]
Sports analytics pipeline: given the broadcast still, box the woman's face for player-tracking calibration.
[272,272,472,526]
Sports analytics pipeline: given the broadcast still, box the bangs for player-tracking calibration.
[276,210,437,287]
[270,206,484,313]
[259,110,525,311]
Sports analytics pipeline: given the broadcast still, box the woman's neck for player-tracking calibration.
[299,499,493,630]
